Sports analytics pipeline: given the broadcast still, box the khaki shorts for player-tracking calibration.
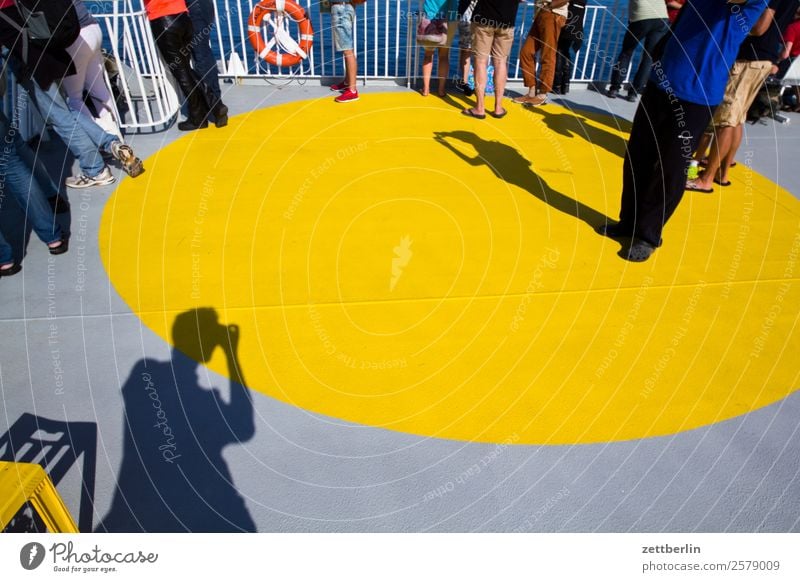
[471,24,515,61]
[712,60,772,127]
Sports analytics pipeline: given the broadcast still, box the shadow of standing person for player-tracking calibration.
[434,130,609,230]
[96,308,256,532]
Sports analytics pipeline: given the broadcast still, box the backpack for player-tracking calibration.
[0,0,80,62]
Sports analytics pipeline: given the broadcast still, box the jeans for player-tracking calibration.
[187,0,222,102]
[150,12,215,125]
[610,18,669,94]
[0,109,63,263]
[331,4,355,52]
[16,70,118,177]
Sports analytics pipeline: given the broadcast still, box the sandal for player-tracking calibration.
[686,180,714,194]
[48,236,69,256]
[461,108,486,119]
[0,263,21,277]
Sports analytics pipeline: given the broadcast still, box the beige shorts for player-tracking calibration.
[471,24,515,61]
[712,60,773,127]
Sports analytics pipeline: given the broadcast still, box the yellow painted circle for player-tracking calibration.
[100,93,800,445]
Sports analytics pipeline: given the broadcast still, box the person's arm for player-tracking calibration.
[219,324,255,442]
[781,40,794,60]
[749,6,776,36]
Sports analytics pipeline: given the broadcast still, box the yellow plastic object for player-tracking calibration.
[100,93,800,445]
[0,461,78,533]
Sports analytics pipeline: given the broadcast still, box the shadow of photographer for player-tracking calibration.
[97,308,256,532]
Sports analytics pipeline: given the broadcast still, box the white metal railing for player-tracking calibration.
[36,0,626,132]
[181,0,626,84]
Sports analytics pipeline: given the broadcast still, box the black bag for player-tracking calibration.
[0,0,80,61]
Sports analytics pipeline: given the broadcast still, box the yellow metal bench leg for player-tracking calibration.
[0,461,78,533]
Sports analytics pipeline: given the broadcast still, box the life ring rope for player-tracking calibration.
[247,0,314,69]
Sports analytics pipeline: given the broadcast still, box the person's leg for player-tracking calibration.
[422,49,434,95]
[0,227,14,269]
[553,35,572,93]
[517,24,539,97]
[23,78,107,178]
[472,54,488,115]
[436,47,450,96]
[0,111,63,247]
[693,124,735,189]
[618,83,663,233]
[344,50,357,89]
[151,14,211,128]
[187,0,228,124]
[187,0,221,100]
[332,4,358,100]
[720,123,744,183]
[632,19,669,95]
[467,25,493,116]
[491,27,514,115]
[80,24,123,139]
[632,91,711,250]
[609,23,641,94]
[63,30,92,117]
[536,12,565,95]
[694,131,713,163]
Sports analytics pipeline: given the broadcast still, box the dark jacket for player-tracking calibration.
[0,6,75,89]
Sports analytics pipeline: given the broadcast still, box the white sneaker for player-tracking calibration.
[65,167,116,189]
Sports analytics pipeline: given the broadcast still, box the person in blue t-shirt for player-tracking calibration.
[598,0,769,262]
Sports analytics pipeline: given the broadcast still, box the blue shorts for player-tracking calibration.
[331,3,355,52]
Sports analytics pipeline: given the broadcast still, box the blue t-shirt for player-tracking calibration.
[653,0,769,106]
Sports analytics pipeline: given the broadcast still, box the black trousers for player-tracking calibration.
[150,12,214,124]
[618,82,713,247]
[187,0,222,102]
[554,36,581,92]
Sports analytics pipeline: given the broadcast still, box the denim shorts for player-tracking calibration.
[331,3,355,52]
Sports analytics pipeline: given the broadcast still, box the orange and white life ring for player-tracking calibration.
[247,0,314,68]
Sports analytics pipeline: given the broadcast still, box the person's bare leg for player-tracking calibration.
[459,47,470,83]
[422,49,433,96]
[344,50,357,90]
[694,132,713,162]
[437,47,450,96]
[470,55,488,115]
[719,124,744,184]
[693,125,735,190]
[492,54,508,115]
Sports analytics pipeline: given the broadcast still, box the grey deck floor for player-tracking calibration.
[1,83,799,532]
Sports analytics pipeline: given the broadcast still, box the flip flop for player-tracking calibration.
[461,109,486,120]
[713,177,732,187]
[699,159,736,168]
[491,110,507,119]
[686,180,713,193]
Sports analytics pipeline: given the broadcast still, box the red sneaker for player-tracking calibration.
[330,82,348,92]
[335,88,359,103]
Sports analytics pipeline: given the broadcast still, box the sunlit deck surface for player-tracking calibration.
[1,83,799,532]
